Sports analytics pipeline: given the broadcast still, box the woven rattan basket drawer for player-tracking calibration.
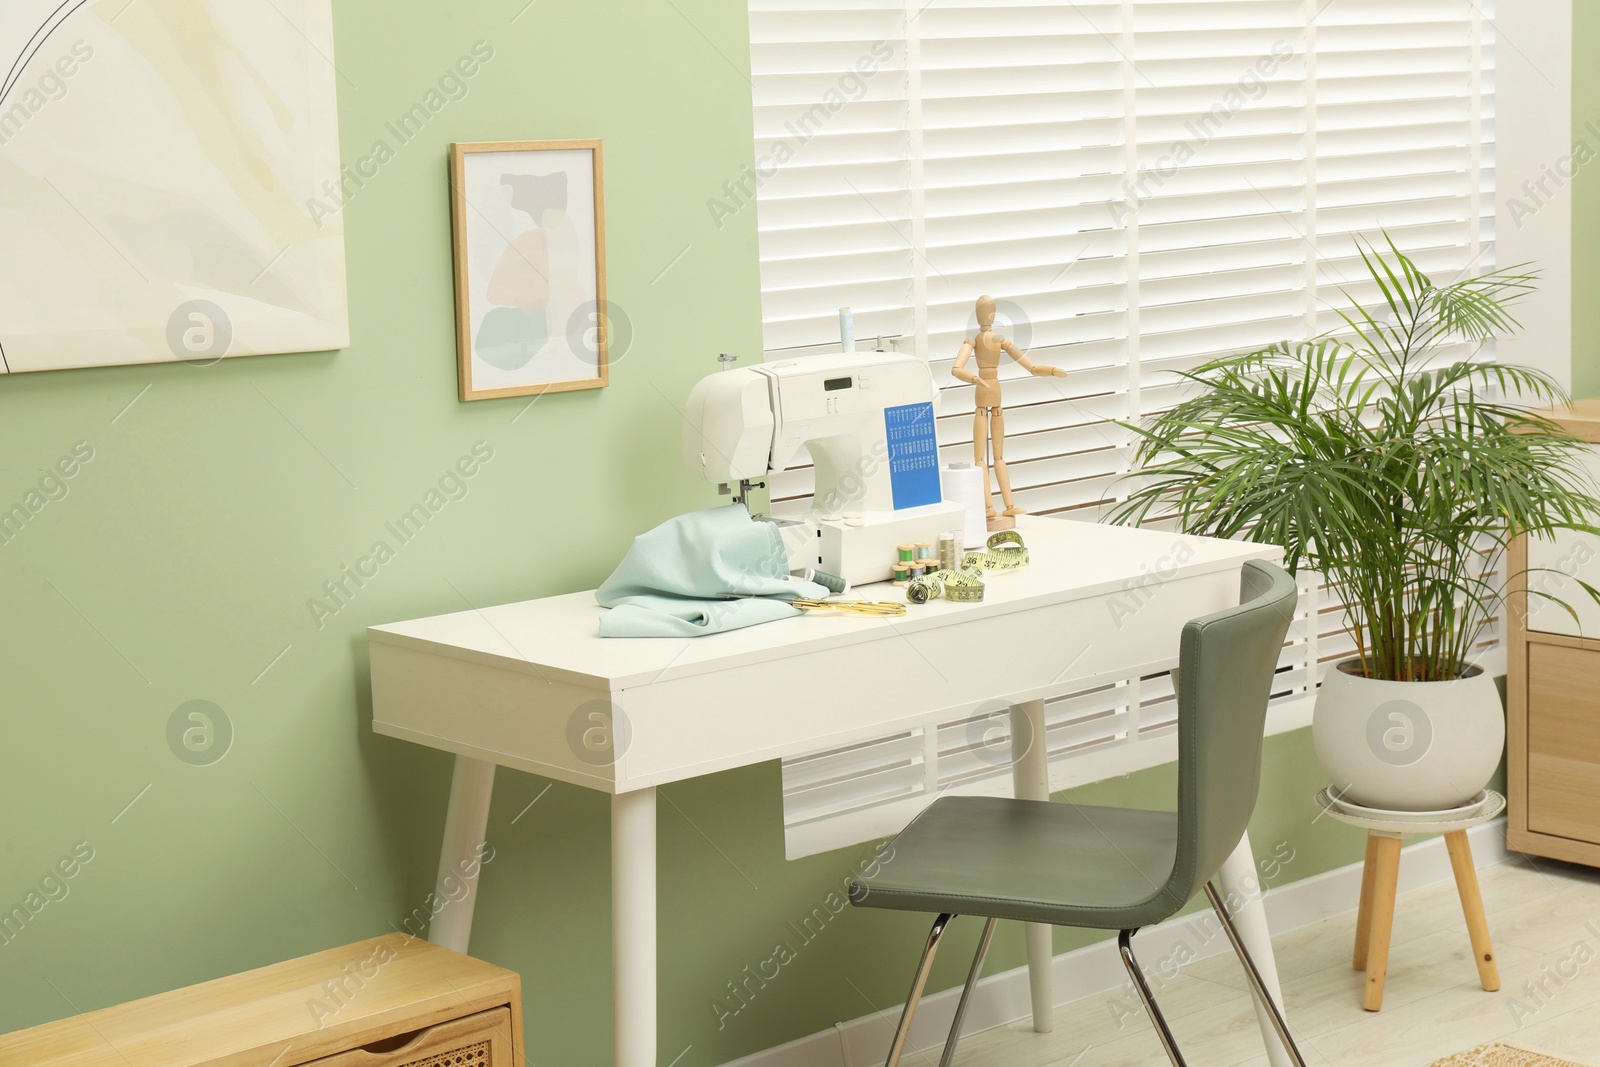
[307,1008,513,1067]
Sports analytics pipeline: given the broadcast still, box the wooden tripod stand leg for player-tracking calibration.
[1445,830,1501,992]
[1353,833,1381,970]
[1363,834,1402,1012]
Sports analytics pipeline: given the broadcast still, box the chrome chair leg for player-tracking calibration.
[884,913,954,1067]
[1203,882,1309,1067]
[938,916,998,1067]
[1118,929,1189,1067]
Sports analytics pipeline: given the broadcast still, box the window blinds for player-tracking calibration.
[745,0,1494,858]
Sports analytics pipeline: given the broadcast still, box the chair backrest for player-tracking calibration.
[1160,559,1297,909]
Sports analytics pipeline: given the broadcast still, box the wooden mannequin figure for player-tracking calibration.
[952,295,1068,531]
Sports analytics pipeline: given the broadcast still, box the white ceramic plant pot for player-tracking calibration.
[1312,660,1504,812]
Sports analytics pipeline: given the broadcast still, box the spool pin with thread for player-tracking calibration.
[940,462,989,548]
[791,567,849,595]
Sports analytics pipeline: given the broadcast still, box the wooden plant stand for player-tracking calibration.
[1316,787,1505,1011]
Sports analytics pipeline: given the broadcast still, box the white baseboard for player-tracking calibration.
[720,819,1512,1067]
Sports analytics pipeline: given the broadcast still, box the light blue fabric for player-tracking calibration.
[596,504,828,637]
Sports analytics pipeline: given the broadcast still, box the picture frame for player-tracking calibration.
[0,0,348,375]
[449,139,609,401]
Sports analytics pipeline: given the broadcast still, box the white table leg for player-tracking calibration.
[429,755,497,954]
[1217,832,1293,1067]
[1010,699,1054,1034]
[613,787,657,1067]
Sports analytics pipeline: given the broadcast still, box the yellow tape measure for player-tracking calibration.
[961,530,1029,572]
[905,568,986,605]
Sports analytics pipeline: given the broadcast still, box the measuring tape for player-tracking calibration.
[905,568,987,604]
[961,530,1029,572]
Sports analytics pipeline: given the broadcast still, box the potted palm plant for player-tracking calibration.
[1112,239,1600,811]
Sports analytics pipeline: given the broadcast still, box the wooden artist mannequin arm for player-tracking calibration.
[951,339,981,385]
[1003,339,1067,379]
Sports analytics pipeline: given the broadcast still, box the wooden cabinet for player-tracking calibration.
[1524,643,1600,844]
[0,936,523,1067]
[1508,398,1600,867]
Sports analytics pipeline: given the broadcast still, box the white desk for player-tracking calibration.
[368,515,1295,1067]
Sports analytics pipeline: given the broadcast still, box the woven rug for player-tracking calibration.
[1431,1045,1595,1067]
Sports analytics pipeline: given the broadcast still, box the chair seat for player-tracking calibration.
[850,796,1186,930]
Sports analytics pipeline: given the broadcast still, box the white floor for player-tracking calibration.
[943,855,1600,1067]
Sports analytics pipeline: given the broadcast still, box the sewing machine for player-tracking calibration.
[683,351,966,584]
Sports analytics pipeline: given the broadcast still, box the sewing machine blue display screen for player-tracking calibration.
[885,402,942,510]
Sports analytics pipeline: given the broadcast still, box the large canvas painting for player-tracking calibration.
[0,0,348,374]
[450,140,608,402]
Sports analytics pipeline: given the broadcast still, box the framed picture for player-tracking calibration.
[0,0,348,374]
[449,139,608,401]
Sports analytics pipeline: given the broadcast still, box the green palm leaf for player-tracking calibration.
[1111,233,1600,680]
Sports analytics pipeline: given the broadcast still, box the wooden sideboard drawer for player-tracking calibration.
[310,1007,513,1067]
[1526,643,1600,844]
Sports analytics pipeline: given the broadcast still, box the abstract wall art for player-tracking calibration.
[0,0,349,374]
[449,140,608,401]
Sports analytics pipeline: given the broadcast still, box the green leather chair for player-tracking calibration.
[849,559,1305,1067]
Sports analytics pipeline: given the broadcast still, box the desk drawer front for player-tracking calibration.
[370,643,621,791]
[617,566,1249,787]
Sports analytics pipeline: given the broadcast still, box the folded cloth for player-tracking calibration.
[596,504,828,637]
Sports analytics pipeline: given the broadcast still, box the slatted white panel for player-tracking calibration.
[748,0,1496,858]
[747,2,915,353]
[1311,1,1495,331]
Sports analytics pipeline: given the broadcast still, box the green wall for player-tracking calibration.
[0,2,1525,1064]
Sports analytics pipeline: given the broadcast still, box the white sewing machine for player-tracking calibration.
[683,351,966,584]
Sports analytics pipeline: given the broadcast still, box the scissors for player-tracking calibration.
[791,599,907,617]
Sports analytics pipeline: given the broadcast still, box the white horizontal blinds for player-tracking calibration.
[750,1,1139,517]
[780,729,926,817]
[1476,5,1494,268]
[920,1,1132,516]
[751,0,1495,857]
[1311,0,1495,332]
[1131,0,1311,426]
[748,2,916,354]
[749,0,1495,459]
